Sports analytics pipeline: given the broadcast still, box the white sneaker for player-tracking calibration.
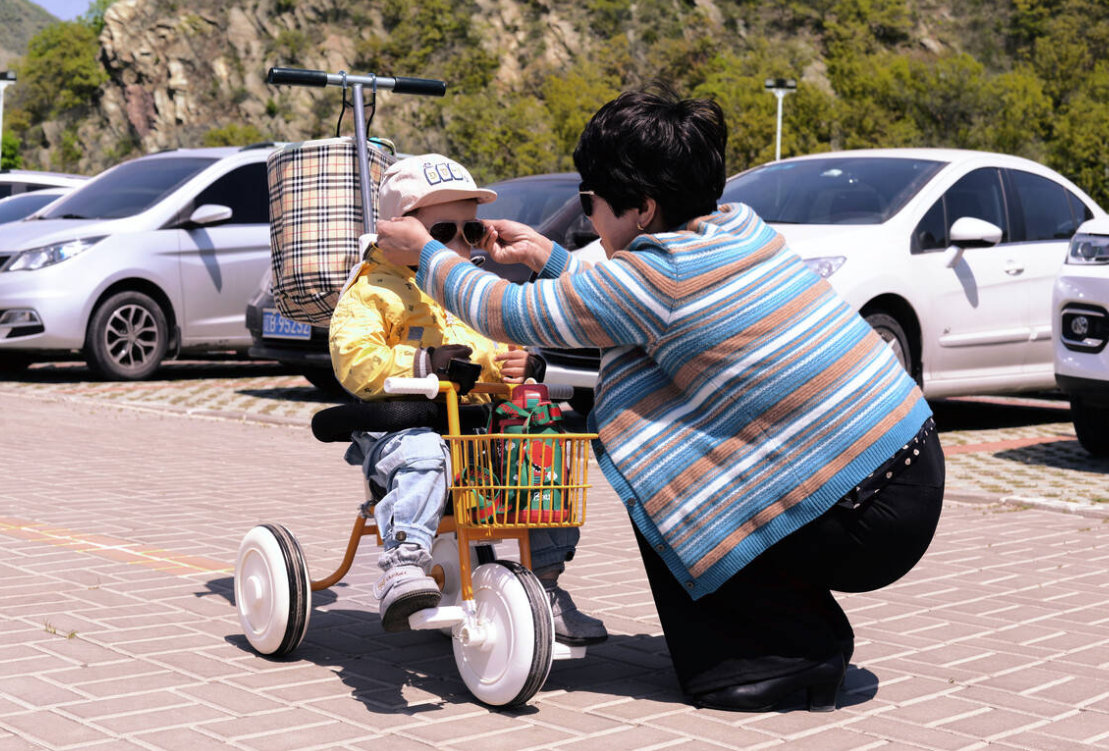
[374,565,441,632]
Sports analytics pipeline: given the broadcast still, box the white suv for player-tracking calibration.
[1054,217,1109,455]
[0,169,88,199]
[0,145,276,379]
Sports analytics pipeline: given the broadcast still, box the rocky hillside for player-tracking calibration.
[8,0,1109,205]
[0,0,55,68]
[32,0,590,174]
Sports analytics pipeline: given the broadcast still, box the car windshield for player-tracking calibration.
[40,157,217,220]
[721,157,946,225]
[480,176,578,228]
[0,192,62,224]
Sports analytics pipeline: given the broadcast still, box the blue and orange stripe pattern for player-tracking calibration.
[418,203,931,599]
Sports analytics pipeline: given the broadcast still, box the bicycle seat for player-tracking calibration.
[311,401,490,443]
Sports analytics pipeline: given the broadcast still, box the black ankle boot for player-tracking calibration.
[692,654,845,713]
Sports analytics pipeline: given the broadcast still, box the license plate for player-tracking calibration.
[262,309,312,340]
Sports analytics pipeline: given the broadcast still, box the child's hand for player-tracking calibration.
[496,347,531,383]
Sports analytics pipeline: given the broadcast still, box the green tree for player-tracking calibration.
[1,132,23,169]
[442,93,560,183]
[14,21,107,121]
[970,67,1051,157]
[541,67,621,168]
[80,0,117,35]
[1050,63,1109,208]
[694,65,778,171]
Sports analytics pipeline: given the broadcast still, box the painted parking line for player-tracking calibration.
[943,434,1074,456]
[0,515,232,576]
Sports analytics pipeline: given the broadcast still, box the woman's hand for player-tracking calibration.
[480,220,555,273]
[376,216,432,267]
[495,346,531,383]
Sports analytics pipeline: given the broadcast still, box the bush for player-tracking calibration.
[1,132,23,169]
[202,124,266,147]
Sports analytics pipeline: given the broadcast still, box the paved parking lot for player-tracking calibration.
[1,362,1109,750]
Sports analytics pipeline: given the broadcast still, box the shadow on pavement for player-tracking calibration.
[237,386,351,404]
[996,440,1109,476]
[930,396,1070,432]
[201,575,340,609]
[1,359,293,384]
[208,569,876,717]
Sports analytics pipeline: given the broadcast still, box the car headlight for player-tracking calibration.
[4,237,106,272]
[1067,233,1109,265]
[803,256,846,278]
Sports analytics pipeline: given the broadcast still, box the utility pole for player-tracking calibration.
[0,71,16,164]
[764,78,797,162]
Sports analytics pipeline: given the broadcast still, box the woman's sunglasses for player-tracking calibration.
[429,220,486,246]
[579,190,597,217]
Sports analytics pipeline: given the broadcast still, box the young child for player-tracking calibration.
[329,154,607,644]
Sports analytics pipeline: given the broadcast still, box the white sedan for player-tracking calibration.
[541,145,1104,403]
[721,148,1105,398]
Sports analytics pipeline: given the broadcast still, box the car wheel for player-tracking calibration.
[85,291,169,381]
[0,353,34,373]
[1071,396,1109,457]
[569,388,594,417]
[864,312,913,379]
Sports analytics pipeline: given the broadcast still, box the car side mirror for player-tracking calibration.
[188,204,233,227]
[943,216,1002,268]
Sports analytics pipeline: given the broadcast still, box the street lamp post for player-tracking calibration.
[764,77,796,162]
[0,71,16,161]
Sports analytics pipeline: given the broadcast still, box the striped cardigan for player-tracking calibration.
[418,204,932,599]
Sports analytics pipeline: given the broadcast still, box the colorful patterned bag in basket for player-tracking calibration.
[266,138,396,325]
[488,387,570,524]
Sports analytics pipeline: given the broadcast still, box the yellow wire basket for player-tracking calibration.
[448,432,597,530]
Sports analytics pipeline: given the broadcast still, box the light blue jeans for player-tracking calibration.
[346,427,579,575]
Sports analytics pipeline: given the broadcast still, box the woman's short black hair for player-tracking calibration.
[573,83,727,228]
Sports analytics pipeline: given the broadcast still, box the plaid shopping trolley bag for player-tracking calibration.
[266,137,395,325]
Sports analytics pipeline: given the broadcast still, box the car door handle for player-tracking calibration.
[1004,262,1024,276]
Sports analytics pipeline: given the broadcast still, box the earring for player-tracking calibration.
[636,222,645,231]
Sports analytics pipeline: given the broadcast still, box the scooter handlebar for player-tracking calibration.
[266,67,328,88]
[266,67,447,97]
[391,76,447,97]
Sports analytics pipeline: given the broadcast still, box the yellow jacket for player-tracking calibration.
[329,257,509,401]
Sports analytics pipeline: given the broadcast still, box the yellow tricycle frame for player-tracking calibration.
[309,381,597,601]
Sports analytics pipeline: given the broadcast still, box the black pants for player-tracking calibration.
[635,430,945,696]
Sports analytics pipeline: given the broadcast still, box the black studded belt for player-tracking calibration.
[836,417,936,511]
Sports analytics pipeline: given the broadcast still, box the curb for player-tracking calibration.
[0,389,311,429]
[946,487,1109,519]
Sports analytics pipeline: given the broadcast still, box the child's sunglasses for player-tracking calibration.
[429,220,486,246]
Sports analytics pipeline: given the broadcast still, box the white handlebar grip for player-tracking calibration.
[383,374,440,399]
[359,233,378,257]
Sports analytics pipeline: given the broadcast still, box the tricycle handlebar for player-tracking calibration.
[266,67,447,97]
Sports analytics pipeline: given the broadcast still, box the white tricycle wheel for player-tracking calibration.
[235,523,311,656]
[453,560,554,707]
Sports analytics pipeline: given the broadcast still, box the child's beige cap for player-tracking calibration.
[378,154,497,220]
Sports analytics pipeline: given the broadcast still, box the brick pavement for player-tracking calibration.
[2,372,1109,749]
[4,362,1108,510]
